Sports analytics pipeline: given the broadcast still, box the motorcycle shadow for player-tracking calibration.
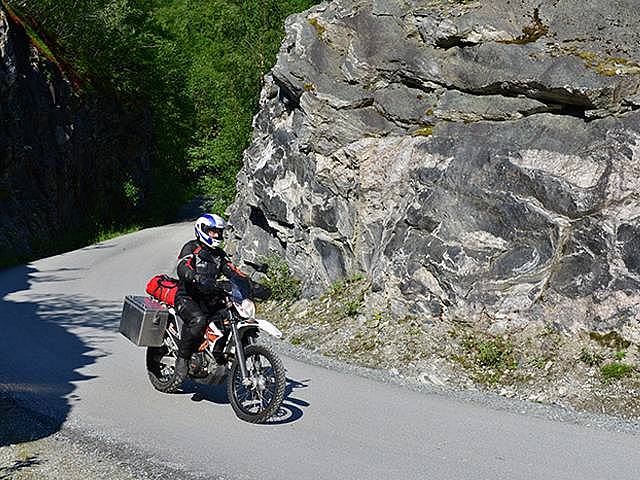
[183,377,310,425]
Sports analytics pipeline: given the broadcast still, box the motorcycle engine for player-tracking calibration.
[189,352,210,378]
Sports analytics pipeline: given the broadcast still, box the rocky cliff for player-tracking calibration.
[0,6,152,263]
[229,0,640,344]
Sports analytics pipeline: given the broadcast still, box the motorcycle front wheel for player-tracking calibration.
[227,344,286,423]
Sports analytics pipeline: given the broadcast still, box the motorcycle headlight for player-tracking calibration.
[234,299,256,319]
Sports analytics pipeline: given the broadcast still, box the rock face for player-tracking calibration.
[228,0,640,340]
[0,7,152,261]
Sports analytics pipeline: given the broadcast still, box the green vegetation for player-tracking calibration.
[600,362,634,383]
[529,356,548,369]
[5,0,316,222]
[259,252,302,303]
[325,273,368,317]
[327,273,364,297]
[464,336,517,369]
[579,347,603,367]
[123,179,142,207]
[457,334,518,384]
[343,295,363,317]
[0,223,143,271]
[614,350,627,361]
[93,224,142,244]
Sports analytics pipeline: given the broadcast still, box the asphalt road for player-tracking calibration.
[1,223,639,480]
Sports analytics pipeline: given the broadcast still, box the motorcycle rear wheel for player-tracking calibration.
[146,346,183,393]
[227,344,286,423]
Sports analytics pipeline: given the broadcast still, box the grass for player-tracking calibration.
[458,334,518,384]
[579,348,603,367]
[567,48,640,77]
[325,273,368,318]
[600,362,634,383]
[346,329,383,355]
[327,273,365,298]
[93,225,141,244]
[343,297,361,317]
[476,339,516,368]
[529,356,548,369]
[614,350,627,361]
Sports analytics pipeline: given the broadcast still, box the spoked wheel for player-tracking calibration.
[146,345,183,393]
[227,344,286,423]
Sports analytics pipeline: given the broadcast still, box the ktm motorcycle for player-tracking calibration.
[143,275,286,424]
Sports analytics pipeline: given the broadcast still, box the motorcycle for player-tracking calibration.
[144,275,286,423]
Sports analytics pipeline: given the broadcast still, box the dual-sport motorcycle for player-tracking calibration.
[126,274,286,424]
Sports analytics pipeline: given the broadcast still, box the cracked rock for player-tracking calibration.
[229,0,640,337]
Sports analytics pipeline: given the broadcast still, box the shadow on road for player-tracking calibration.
[0,455,41,479]
[184,376,310,425]
[267,378,310,425]
[0,265,120,447]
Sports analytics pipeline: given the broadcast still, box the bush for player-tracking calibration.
[259,253,301,303]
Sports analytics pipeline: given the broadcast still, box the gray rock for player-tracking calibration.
[228,0,640,341]
[0,6,152,261]
[435,90,553,122]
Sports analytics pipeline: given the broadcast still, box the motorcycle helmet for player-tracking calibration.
[194,213,226,249]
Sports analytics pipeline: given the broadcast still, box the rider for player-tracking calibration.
[174,213,270,383]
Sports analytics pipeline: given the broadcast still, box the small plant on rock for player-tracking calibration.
[328,279,347,297]
[343,298,361,317]
[258,252,301,303]
[579,348,603,367]
[459,335,518,384]
[463,336,517,369]
[600,362,634,383]
[614,350,627,361]
[327,273,366,299]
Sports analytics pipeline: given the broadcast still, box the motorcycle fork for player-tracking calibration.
[231,321,249,380]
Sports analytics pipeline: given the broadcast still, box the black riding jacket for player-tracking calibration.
[176,239,246,303]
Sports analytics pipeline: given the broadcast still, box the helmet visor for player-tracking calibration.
[203,225,224,239]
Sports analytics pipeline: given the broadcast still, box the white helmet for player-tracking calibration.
[194,213,226,249]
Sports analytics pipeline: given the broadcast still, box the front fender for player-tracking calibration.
[237,319,282,339]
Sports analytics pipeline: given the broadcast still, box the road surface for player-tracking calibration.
[1,223,639,479]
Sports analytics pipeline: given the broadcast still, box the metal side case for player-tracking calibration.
[119,295,169,347]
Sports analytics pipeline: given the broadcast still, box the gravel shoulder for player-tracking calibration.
[258,276,640,427]
[0,393,219,480]
[1,392,137,480]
